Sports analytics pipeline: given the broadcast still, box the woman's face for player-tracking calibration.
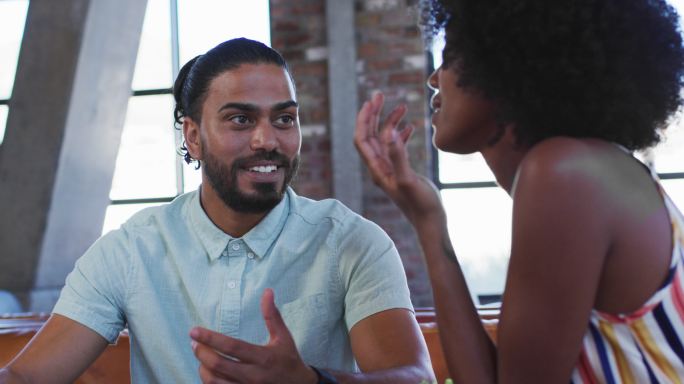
[427,65,500,154]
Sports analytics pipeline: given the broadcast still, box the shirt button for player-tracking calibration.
[247,252,255,259]
[228,281,237,289]
[231,243,240,251]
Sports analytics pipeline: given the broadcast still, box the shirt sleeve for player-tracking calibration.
[336,213,414,331]
[52,229,130,343]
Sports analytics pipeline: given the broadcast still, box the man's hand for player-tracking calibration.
[190,289,319,384]
[354,91,444,225]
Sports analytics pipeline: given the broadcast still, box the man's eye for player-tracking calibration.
[229,115,251,125]
[275,115,295,126]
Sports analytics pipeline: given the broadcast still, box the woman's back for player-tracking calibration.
[497,137,679,381]
[563,144,684,381]
[537,139,674,315]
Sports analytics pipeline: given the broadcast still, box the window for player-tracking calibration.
[430,5,684,305]
[0,0,30,145]
[103,0,270,233]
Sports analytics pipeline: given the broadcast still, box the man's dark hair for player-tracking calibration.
[173,38,292,165]
[420,0,684,150]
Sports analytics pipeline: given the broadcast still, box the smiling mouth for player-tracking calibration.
[248,165,279,173]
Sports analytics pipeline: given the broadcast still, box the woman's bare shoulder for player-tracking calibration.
[513,137,619,197]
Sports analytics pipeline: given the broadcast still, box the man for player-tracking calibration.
[0,38,433,383]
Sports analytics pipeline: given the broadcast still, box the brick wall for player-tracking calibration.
[270,0,434,306]
[270,0,331,200]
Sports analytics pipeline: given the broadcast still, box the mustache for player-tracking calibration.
[232,151,292,170]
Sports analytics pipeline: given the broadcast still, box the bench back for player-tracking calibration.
[1,309,500,384]
[0,314,131,384]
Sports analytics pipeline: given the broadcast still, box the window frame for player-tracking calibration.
[110,0,181,207]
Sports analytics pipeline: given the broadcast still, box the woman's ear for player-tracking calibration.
[183,117,202,161]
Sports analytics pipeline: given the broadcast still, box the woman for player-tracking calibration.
[355,0,684,382]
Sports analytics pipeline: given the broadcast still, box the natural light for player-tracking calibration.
[1,0,683,304]
[102,0,271,234]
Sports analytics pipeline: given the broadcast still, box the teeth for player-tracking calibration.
[249,165,278,173]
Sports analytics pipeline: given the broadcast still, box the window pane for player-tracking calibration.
[653,115,684,174]
[441,187,512,303]
[0,0,29,99]
[132,0,172,91]
[0,105,8,145]
[102,202,164,235]
[177,0,270,63]
[662,179,684,212]
[439,150,496,184]
[110,95,176,200]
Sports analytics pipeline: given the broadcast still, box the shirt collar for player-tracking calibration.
[189,188,291,262]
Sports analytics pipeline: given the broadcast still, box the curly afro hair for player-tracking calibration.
[420,0,684,150]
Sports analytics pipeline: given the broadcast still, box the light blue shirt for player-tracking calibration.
[53,188,413,383]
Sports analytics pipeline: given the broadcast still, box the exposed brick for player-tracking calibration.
[292,61,327,77]
[365,58,403,71]
[272,20,302,32]
[272,0,434,306]
[356,13,382,28]
[361,0,402,12]
[388,71,425,85]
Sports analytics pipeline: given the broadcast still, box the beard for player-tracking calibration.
[202,148,299,214]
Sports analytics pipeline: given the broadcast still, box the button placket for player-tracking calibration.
[219,240,247,335]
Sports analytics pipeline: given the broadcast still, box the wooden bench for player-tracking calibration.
[0,314,130,383]
[416,307,499,384]
[1,309,499,383]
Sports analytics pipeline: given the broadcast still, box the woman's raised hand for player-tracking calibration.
[354,92,445,224]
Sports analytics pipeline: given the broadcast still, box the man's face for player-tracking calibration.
[188,63,301,213]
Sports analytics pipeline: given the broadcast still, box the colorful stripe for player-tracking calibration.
[598,320,636,383]
[577,345,599,383]
[670,266,684,328]
[590,322,617,384]
[635,342,659,384]
[632,317,681,383]
[653,304,684,366]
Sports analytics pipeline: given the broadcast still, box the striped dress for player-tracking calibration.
[571,174,684,383]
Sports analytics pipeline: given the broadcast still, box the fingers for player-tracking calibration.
[354,100,373,142]
[369,91,385,134]
[399,123,414,144]
[355,97,391,180]
[191,291,310,384]
[387,124,415,180]
[381,103,408,138]
[198,365,238,384]
[354,91,384,142]
[261,289,295,348]
[354,91,415,188]
[194,341,242,382]
[190,327,261,364]
[378,103,408,149]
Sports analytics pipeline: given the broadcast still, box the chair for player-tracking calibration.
[416,307,499,384]
[0,314,130,384]
[2,309,500,384]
